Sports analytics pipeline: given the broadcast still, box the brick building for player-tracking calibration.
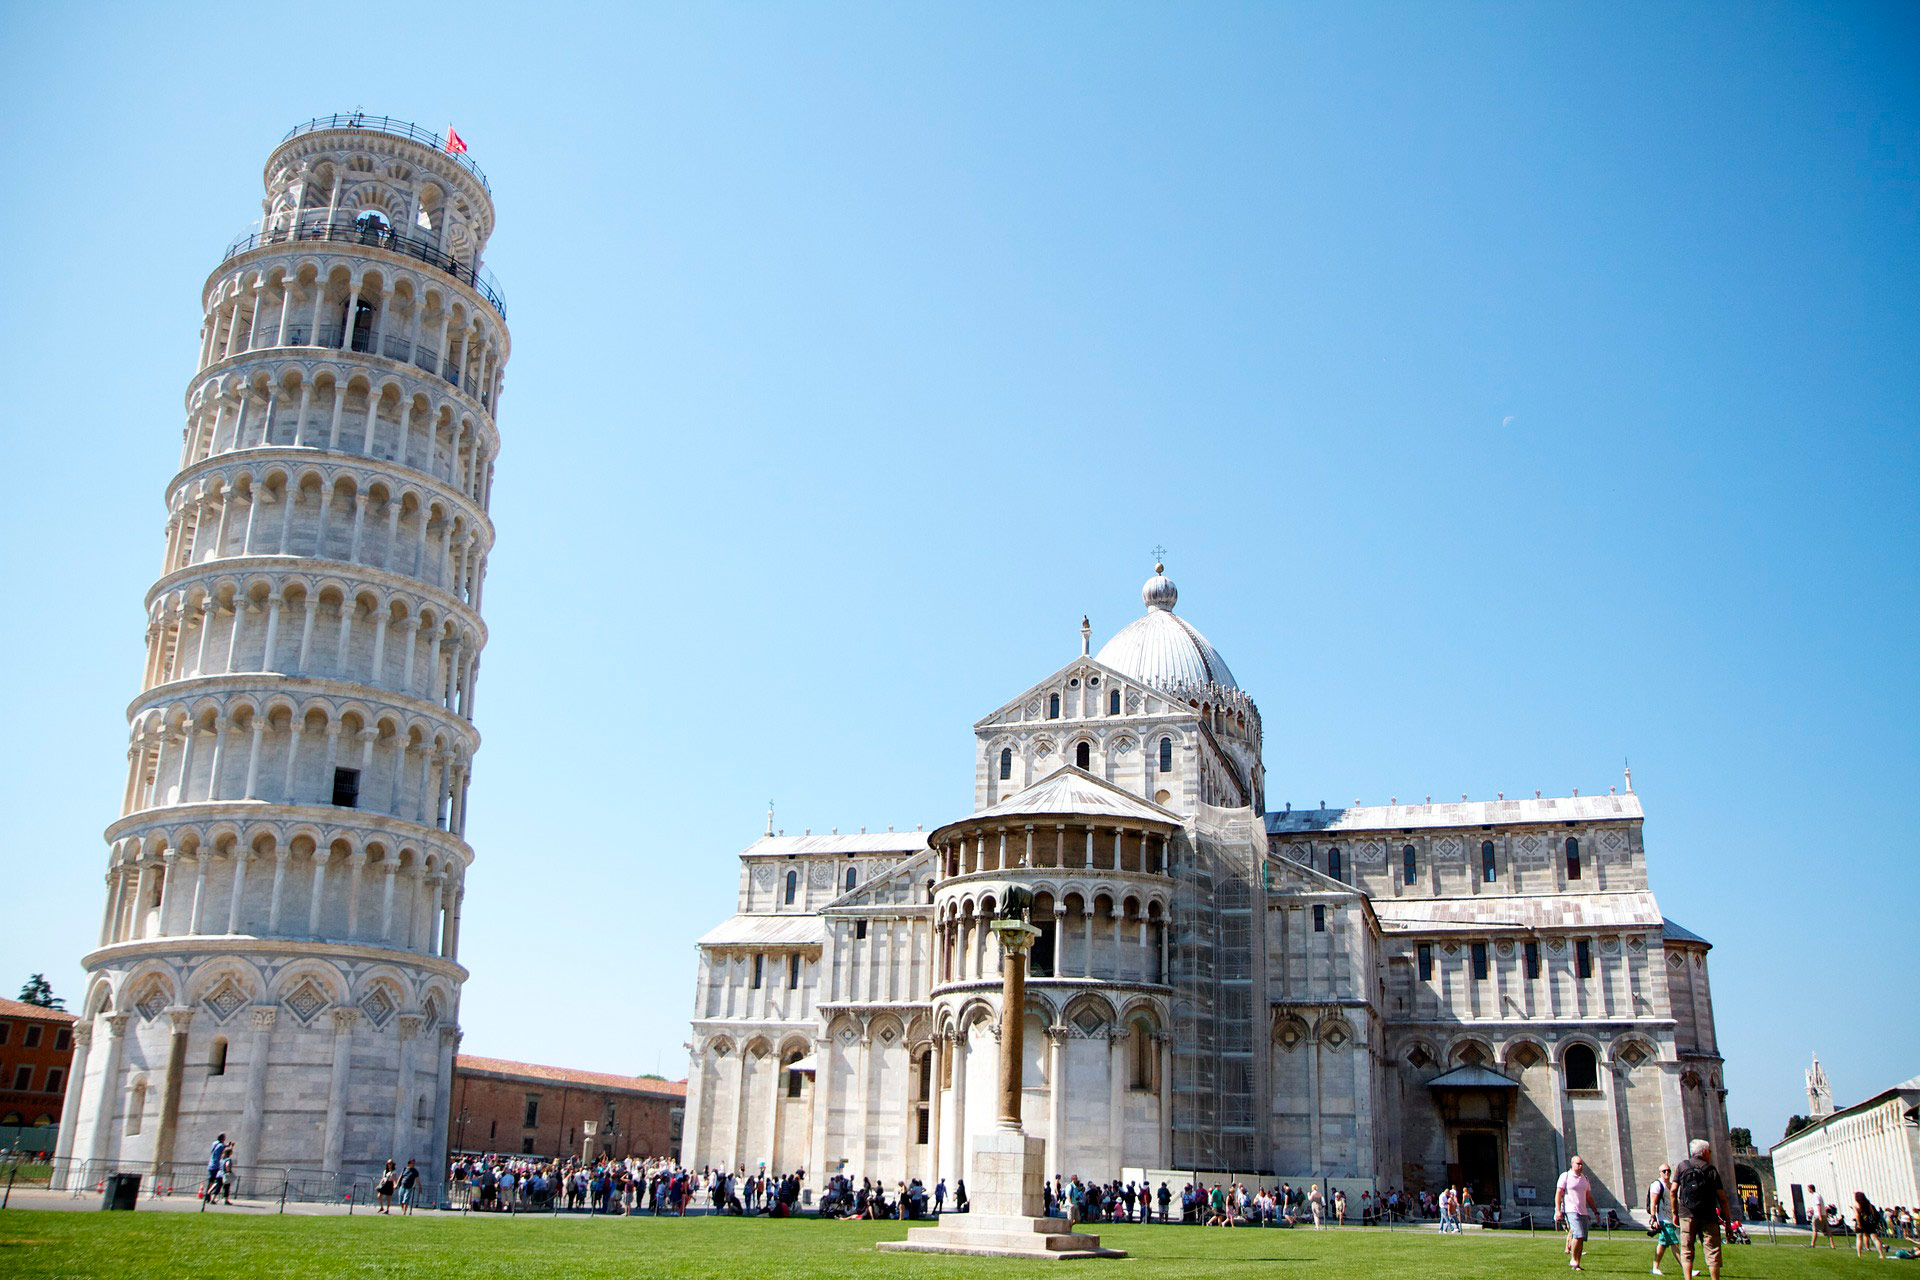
[0,997,80,1150]
[450,1054,684,1161]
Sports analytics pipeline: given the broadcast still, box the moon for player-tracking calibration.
[1501,415,1515,428]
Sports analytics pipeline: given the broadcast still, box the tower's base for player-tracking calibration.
[876,1127,1125,1260]
[878,1213,1125,1259]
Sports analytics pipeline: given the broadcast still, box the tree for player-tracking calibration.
[17,974,65,1011]
[1729,1126,1753,1150]
[1783,1115,1812,1140]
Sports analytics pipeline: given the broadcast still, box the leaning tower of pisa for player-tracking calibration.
[56,115,508,1192]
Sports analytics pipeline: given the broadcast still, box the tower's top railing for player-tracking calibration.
[280,114,492,195]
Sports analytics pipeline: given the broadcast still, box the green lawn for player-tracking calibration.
[0,1210,1880,1279]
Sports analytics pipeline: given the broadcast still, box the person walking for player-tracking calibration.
[219,1143,236,1204]
[399,1159,420,1215]
[1854,1192,1888,1260]
[1309,1182,1324,1228]
[1673,1138,1730,1280]
[377,1159,398,1214]
[1334,1187,1347,1227]
[202,1133,226,1203]
[1807,1184,1836,1247]
[1647,1162,1681,1276]
[1555,1154,1595,1271]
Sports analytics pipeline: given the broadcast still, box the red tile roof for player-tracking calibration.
[0,998,78,1023]
[455,1053,686,1099]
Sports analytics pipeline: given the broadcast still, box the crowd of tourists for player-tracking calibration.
[432,1131,1920,1279]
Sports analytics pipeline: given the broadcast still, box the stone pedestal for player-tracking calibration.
[878,1125,1124,1258]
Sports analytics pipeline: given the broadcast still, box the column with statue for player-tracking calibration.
[880,888,1123,1259]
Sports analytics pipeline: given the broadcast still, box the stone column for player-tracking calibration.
[680,1038,707,1174]
[849,1032,870,1175]
[1157,1032,1173,1167]
[226,847,251,934]
[948,1027,969,1184]
[237,1006,277,1196]
[928,1034,945,1183]
[87,1013,130,1173]
[392,1014,423,1163]
[151,1006,196,1181]
[992,922,1038,1129]
[52,1021,93,1185]
[323,1008,358,1177]
[734,1042,755,1171]
[1045,1025,1066,1178]
[430,1026,460,1184]
[1107,1031,1126,1176]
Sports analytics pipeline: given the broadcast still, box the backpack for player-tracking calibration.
[1674,1161,1716,1217]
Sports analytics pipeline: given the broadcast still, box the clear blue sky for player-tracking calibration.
[2,3,1914,1147]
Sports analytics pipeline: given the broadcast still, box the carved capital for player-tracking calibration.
[250,1006,278,1030]
[72,1021,94,1048]
[105,1013,131,1037]
[396,1014,424,1040]
[439,1025,462,1049]
[166,1005,197,1032]
[331,1008,360,1033]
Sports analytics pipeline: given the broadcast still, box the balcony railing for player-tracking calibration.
[223,218,506,319]
[279,113,491,194]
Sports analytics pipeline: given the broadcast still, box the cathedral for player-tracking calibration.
[683,564,1734,1210]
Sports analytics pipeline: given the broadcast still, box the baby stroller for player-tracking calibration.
[1724,1216,1752,1245]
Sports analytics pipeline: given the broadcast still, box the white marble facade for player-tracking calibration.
[59,115,505,1190]
[684,565,1734,1210]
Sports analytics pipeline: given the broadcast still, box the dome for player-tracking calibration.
[1095,563,1238,692]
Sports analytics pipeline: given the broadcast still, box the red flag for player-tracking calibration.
[445,125,468,156]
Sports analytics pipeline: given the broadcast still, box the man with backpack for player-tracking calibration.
[1673,1137,1731,1280]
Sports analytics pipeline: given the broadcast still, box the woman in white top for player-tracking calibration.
[1308,1182,1324,1228]
[1647,1163,1680,1275]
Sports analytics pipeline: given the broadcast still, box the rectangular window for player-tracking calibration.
[854,920,867,940]
[44,1067,63,1094]
[0,1023,9,1044]
[1312,905,1326,933]
[1481,842,1498,882]
[1575,939,1592,979]
[752,955,764,989]
[54,1028,70,1051]
[12,1065,32,1090]
[1471,942,1489,981]
[332,766,360,808]
[1524,941,1541,980]
[23,1025,42,1049]
[916,1108,930,1145]
[521,1137,535,1154]
[523,1094,540,1128]
[788,954,801,989]
[1417,943,1433,981]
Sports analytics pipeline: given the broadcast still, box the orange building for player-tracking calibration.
[449,1054,685,1161]
[0,997,80,1149]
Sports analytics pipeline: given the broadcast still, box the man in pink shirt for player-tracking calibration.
[1555,1154,1595,1272]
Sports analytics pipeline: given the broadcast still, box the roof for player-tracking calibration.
[1371,889,1666,934]
[1771,1076,1920,1154]
[740,831,929,858]
[697,913,828,948]
[1427,1065,1520,1089]
[964,766,1183,827]
[1265,792,1643,834]
[455,1054,686,1098]
[0,998,78,1023]
[1660,918,1712,947]
[1093,565,1238,693]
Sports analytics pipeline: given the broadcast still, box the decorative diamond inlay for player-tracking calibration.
[136,990,167,1022]
[878,1026,896,1045]
[1323,1025,1348,1049]
[1407,1046,1433,1069]
[205,982,245,1022]
[284,982,326,1024]
[1073,1010,1104,1036]
[358,987,395,1028]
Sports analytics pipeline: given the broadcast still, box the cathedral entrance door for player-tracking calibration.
[1456,1131,1501,1205]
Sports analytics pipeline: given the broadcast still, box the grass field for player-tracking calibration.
[0,1211,1884,1280]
